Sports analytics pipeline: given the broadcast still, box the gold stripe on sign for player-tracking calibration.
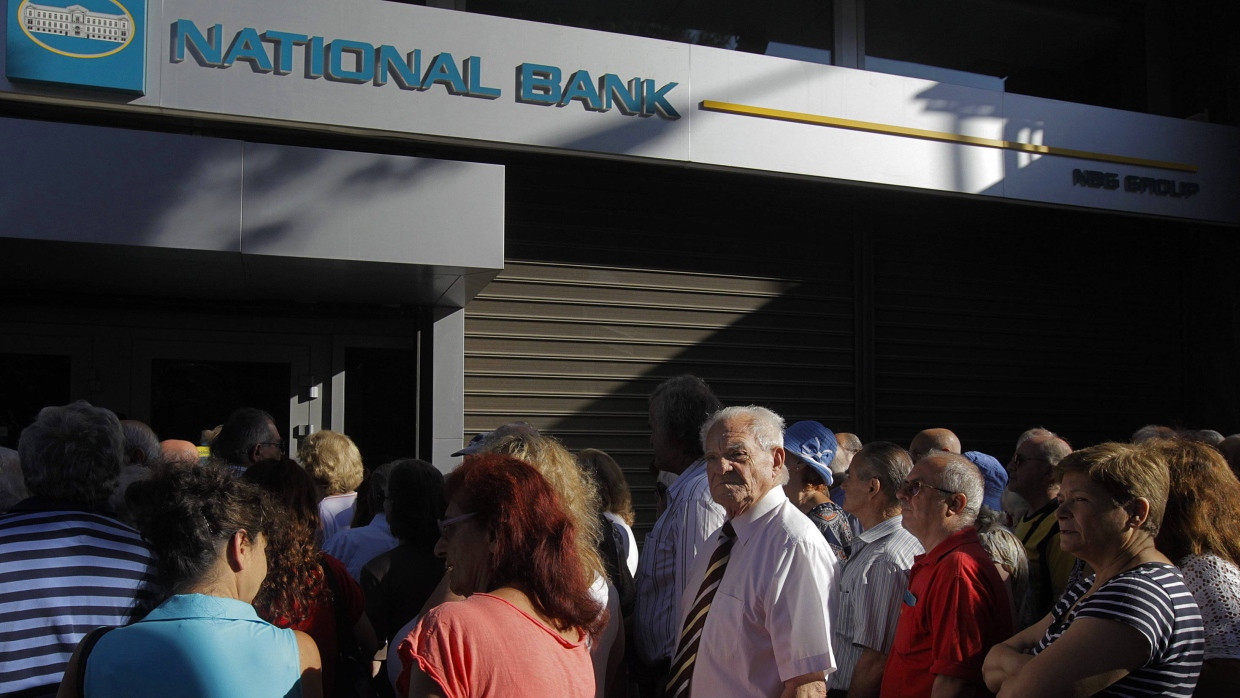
[698,100,1198,174]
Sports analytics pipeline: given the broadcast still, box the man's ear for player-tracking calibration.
[947,492,966,516]
[772,446,785,472]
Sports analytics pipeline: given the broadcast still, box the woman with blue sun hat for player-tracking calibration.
[782,420,855,561]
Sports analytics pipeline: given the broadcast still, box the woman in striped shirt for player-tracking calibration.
[982,442,1204,697]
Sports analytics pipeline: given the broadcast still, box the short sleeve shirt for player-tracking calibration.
[1033,562,1204,697]
[827,516,922,691]
[679,488,839,697]
[87,594,303,697]
[880,527,1013,697]
[398,593,594,698]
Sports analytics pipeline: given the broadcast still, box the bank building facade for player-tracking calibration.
[2,0,1237,538]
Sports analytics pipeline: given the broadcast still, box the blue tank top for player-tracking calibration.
[85,594,304,697]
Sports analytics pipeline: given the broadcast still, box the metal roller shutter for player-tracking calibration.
[459,157,861,539]
[463,259,855,540]
[870,200,1187,458]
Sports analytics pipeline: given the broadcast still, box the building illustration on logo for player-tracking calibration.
[22,3,130,44]
[6,0,146,93]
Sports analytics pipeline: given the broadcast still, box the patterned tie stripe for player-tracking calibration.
[665,521,736,698]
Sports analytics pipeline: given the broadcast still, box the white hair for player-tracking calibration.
[700,406,787,482]
[699,405,785,453]
[938,452,984,523]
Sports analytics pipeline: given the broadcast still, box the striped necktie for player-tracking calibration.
[665,521,736,698]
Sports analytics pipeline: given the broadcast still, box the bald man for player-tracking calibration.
[160,439,200,467]
[908,428,961,464]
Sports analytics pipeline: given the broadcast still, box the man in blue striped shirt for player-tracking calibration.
[826,442,923,698]
[632,375,725,697]
[0,401,157,698]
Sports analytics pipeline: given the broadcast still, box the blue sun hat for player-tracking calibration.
[964,451,1008,511]
[783,421,838,486]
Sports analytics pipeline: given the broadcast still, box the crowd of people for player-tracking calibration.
[1,377,1238,698]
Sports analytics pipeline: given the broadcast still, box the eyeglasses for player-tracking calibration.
[899,479,958,498]
[437,511,477,538]
[1009,453,1046,467]
[258,440,285,451]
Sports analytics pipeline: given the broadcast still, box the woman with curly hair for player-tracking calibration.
[1147,438,1240,697]
[400,453,605,698]
[243,459,379,698]
[58,463,321,697]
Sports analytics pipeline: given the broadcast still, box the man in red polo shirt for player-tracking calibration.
[881,451,1013,698]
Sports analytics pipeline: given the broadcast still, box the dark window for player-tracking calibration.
[866,0,1146,112]
[150,359,291,447]
[343,347,418,469]
[0,354,71,450]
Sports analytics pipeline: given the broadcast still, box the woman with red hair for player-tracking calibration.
[399,453,606,698]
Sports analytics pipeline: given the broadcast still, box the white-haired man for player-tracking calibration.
[668,405,838,698]
[882,452,1012,698]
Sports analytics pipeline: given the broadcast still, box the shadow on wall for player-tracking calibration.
[0,117,469,302]
[464,156,1238,537]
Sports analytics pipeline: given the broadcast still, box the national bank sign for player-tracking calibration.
[6,0,146,93]
[168,20,681,119]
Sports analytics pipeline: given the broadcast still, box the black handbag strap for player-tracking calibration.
[76,626,115,695]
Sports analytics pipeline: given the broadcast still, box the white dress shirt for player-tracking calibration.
[633,459,726,663]
[678,487,839,697]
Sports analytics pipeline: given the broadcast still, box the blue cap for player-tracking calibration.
[784,421,838,486]
[964,451,1008,511]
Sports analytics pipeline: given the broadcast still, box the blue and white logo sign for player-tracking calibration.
[6,0,145,93]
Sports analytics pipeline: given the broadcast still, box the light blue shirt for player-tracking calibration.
[633,459,726,663]
[86,594,303,697]
[324,512,400,581]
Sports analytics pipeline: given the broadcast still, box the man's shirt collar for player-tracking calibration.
[858,514,904,544]
[916,526,981,566]
[666,458,707,502]
[728,486,787,542]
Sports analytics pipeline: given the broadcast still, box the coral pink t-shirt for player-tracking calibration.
[397,593,594,698]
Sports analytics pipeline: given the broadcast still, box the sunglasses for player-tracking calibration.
[899,479,958,498]
[437,511,478,537]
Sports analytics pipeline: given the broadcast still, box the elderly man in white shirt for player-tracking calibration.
[668,405,839,698]
[632,375,725,696]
